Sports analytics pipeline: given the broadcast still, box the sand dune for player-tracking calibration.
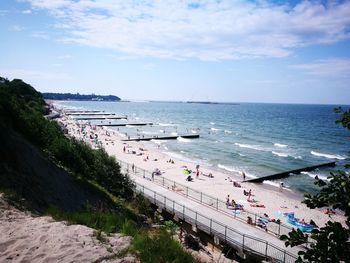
[0,195,136,263]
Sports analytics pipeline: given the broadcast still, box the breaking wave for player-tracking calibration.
[311,151,346,160]
[177,137,192,143]
[234,143,263,151]
[274,143,288,148]
[272,151,288,158]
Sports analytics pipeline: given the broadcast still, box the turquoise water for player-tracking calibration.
[60,101,350,193]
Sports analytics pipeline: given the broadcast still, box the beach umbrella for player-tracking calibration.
[182,169,190,175]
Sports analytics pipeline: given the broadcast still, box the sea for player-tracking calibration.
[58,101,350,194]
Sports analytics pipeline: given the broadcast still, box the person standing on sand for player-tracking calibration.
[242,171,246,181]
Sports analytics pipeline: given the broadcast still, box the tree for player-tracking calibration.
[281,108,350,262]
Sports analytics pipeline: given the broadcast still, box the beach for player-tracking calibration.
[57,111,346,229]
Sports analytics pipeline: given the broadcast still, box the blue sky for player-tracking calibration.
[1,0,350,104]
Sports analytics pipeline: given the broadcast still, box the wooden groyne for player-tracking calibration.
[73,116,127,120]
[64,110,104,113]
[96,123,153,127]
[66,112,116,116]
[122,134,200,141]
[246,162,336,183]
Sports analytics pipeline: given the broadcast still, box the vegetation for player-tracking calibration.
[48,207,194,263]
[0,77,133,199]
[42,92,120,101]
[0,76,195,262]
[281,108,350,263]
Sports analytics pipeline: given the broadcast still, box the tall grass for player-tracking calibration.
[48,207,195,263]
[132,229,195,263]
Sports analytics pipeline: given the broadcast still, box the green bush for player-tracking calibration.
[132,229,195,263]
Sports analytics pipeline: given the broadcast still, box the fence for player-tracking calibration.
[134,181,298,263]
[116,159,294,238]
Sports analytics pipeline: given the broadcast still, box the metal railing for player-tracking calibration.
[116,159,294,238]
[134,181,298,263]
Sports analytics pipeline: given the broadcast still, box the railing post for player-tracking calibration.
[200,192,203,203]
[254,214,257,225]
[265,241,268,259]
[173,200,175,214]
[182,205,185,220]
[225,226,227,241]
[162,177,164,186]
[143,169,145,178]
[210,219,212,235]
[216,198,219,209]
[242,234,245,250]
[283,250,286,263]
[278,222,281,236]
[186,187,188,197]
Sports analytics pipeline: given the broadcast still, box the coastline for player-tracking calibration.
[55,104,346,229]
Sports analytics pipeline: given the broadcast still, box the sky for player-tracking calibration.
[1,0,350,104]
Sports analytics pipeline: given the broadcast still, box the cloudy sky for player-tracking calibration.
[1,0,350,104]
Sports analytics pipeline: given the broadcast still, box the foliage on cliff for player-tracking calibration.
[0,77,133,199]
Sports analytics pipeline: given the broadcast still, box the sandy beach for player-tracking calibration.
[58,113,346,230]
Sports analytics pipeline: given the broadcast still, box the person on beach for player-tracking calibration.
[247,190,252,201]
[123,146,126,153]
[242,171,246,181]
[196,169,199,178]
[231,199,236,207]
[279,182,284,192]
[226,195,230,206]
[132,163,135,173]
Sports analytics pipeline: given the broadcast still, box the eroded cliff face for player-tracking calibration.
[0,126,114,213]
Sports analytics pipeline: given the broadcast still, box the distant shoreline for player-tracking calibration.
[42,92,121,102]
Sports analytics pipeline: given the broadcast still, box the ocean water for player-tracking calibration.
[59,101,350,193]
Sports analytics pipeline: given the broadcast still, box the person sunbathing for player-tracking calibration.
[186,175,193,182]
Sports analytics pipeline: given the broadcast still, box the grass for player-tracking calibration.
[47,207,195,263]
[131,229,195,263]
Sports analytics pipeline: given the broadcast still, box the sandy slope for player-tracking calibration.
[0,195,136,263]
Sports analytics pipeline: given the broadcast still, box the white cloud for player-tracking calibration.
[0,68,70,80]
[0,10,9,16]
[25,0,350,60]
[22,9,32,14]
[31,31,50,39]
[58,54,72,59]
[290,59,350,76]
[12,25,24,31]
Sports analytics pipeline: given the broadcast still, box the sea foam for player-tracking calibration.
[159,123,176,127]
[177,137,192,143]
[272,151,288,158]
[301,171,329,181]
[274,143,288,148]
[311,151,346,160]
[234,143,262,151]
